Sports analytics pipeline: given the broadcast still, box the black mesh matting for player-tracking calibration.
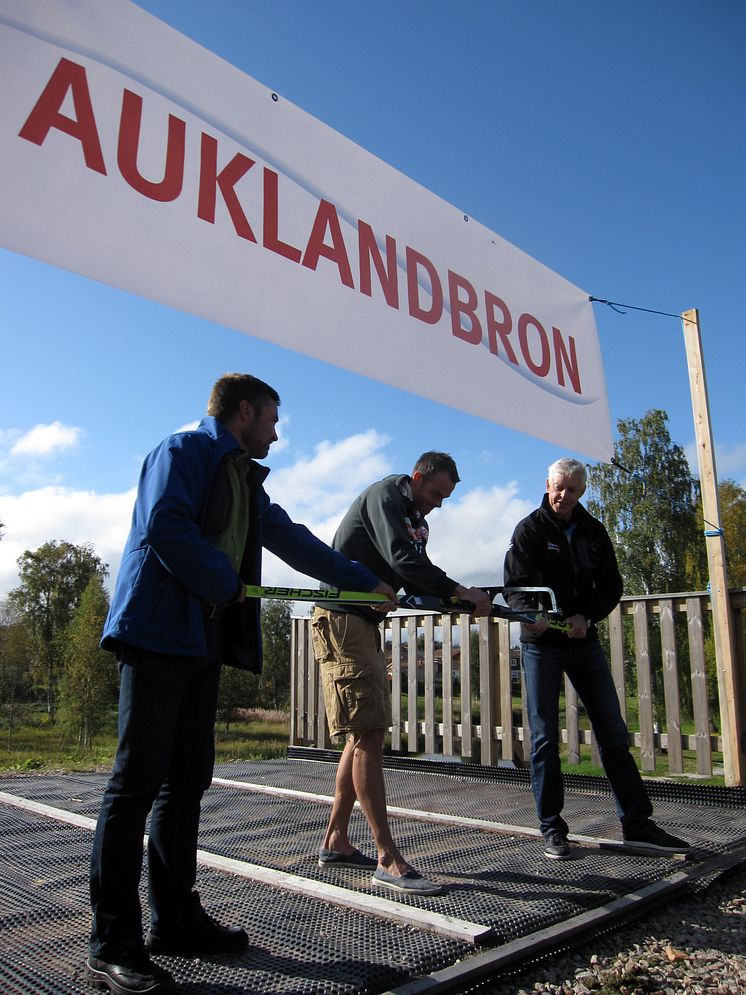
[288,746,746,808]
[0,758,744,994]
[0,803,459,994]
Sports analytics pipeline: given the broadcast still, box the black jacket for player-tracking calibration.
[503,494,623,645]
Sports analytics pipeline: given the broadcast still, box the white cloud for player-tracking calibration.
[425,483,533,588]
[0,487,135,598]
[10,421,85,457]
[0,431,534,605]
[263,439,531,594]
[259,430,393,590]
[268,429,392,527]
[0,431,389,599]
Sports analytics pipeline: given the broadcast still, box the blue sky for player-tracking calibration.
[1,0,744,599]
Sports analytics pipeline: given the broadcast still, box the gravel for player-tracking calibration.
[467,861,746,995]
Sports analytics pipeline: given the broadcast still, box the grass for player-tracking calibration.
[0,712,116,773]
[557,753,724,786]
[0,700,725,787]
[215,709,290,763]
[0,708,290,775]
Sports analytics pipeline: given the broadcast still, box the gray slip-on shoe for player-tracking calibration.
[371,867,444,895]
[318,847,377,869]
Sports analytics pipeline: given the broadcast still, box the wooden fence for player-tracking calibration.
[290,589,746,784]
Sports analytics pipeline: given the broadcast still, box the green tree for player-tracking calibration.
[259,599,292,709]
[9,540,108,719]
[58,575,116,749]
[694,479,746,715]
[0,599,34,748]
[217,665,259,731]
[586,410,704,595]
[214,599,295,729]
[586,411,706,727]
[701,479,746,589]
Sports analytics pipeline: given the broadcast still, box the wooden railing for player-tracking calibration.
[290,589,746,785]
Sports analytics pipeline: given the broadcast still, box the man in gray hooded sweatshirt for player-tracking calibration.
[312,451,491,896]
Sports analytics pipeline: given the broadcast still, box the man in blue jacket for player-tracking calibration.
[86,373,395,995]
[504,457,690,861]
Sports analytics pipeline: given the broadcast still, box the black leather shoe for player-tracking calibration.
[623,822,692,854]
[85,951,175,993]
[543,829,571,860]
[146,907,248,955]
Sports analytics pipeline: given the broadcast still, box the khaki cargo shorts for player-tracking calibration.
[311,606,391,737]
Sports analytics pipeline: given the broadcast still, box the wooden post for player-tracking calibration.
[423,615,436,755]
[290,619,299,745]
[497,619,514,762]
[390,617,402,751]
[633,601,655,771]
[460,614,474,758]
[478,616,497,764]
[659,598,684,774]
[687,596,712,775]
[682,308,744,786]
[407,616,419,753]
[441,614,454,756]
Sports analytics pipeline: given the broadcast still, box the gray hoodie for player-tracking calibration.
[324,473,459,621]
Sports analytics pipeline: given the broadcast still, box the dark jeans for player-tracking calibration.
[89,636,221,959]
[521,639,652,837]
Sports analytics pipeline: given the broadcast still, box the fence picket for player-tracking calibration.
[290,591,742,784]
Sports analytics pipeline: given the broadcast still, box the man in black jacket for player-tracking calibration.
[504,457,690,860]
[312,452,492,894]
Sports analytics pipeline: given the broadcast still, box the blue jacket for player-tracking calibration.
[102,417,379,669]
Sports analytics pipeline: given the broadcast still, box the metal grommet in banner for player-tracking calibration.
[271,92,278,102]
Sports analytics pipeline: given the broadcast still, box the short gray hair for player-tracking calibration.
[547,457,587,485]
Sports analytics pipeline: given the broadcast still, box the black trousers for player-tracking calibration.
[89,634,221,958]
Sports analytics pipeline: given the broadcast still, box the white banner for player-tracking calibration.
[0,0,612,460]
